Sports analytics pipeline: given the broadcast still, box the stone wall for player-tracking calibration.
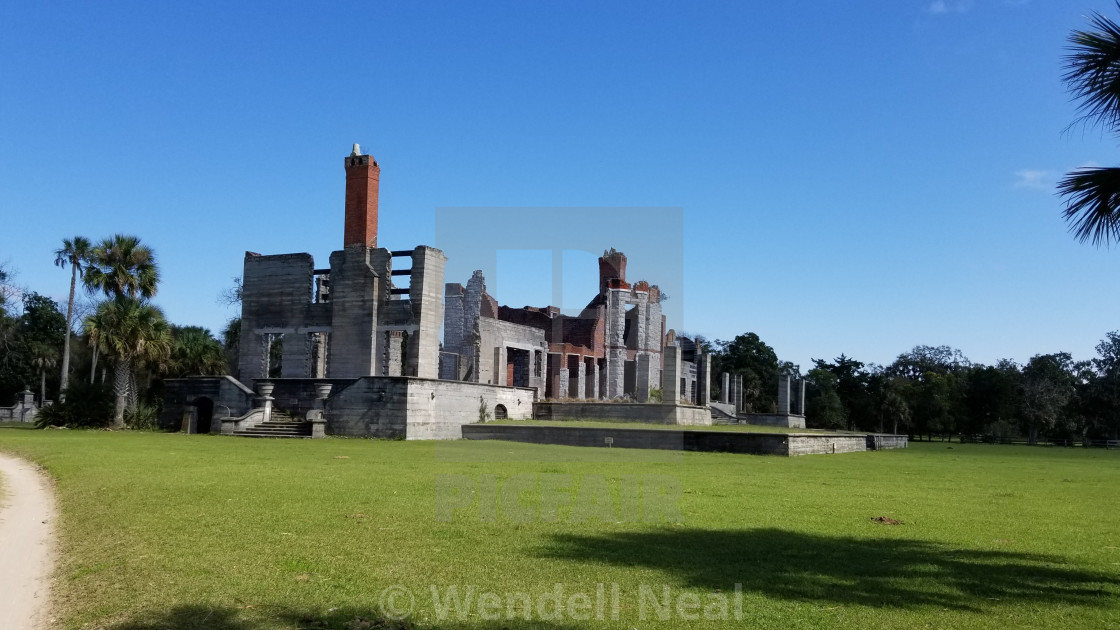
[533,401,711,425]
[160,376,256,431]
[462,425,903,456]
[786,434,867,455]
[744,413,807,429]
[325,377,535,439]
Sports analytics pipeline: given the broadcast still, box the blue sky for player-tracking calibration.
[1,0,1118,371]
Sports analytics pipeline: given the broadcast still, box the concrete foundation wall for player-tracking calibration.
[533,401,711,425]
[462,425,906,456]
[787,434,867,455]
[160,376,256,431]
[325,377,534,439]
[744,413,807,429]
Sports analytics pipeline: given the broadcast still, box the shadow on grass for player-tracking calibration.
[537,527,1118,612]
[108,604,586,630]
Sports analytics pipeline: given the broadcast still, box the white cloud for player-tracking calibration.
[927,0,972,15]
[1013,169,1053,191]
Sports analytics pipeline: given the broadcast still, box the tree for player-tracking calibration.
[812,354,873,430]
[91,298,171,428]
[84,234,159,300]
[710,333,780,412]
[221,317,240,376]
[81,235,163,426]
[804,367,846,429]
[30,345,57,405]
[1020,353,1077,444]
[1058,5,1120,245]
[54,236,92,399]
[168,326,228,377]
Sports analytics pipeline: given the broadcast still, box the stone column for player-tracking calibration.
[778,374,791,415]
[558,354,570,399]
[493,346,507,386]
[720,372,730,404]
[662,346,681,404]
[575,358,586,400]
[734,374,743,413]
[238,332,271,382]
[384,331,405,376]
[587,359,599,400]
[408,246,447,379]
[698,353,711,406]
[635,353,651,402]
[798,378,806,415]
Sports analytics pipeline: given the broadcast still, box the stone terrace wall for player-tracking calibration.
[160,376,256,431]
[463,425,907,456]
[744,413,807,429]
[787,434,868,455]
[326,377,535,440]
[533,402,711,426]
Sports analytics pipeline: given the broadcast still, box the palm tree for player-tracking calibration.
[1059,5,1120,245]
[84,234,159,300]
[31,346,58,406]
[54,236,92,400]
[169,326,228,377]
[91,298,171,428]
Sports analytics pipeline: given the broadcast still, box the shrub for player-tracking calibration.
[125,400,160,431]
[35,381,113,428]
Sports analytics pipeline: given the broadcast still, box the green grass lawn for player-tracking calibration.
[0,428,1117,630]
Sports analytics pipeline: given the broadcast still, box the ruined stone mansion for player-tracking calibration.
[160,145,726,438]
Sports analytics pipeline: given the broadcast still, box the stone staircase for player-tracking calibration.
[232,413,312,439]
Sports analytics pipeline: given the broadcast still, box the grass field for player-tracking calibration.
[0,427,1117,629]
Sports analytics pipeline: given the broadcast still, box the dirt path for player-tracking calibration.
[0,452,56,630]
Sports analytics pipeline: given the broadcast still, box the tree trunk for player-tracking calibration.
[39,369,46,405]
[59,265,77,402]
[892,417,898,435]
[90,346,98,385]
[112,358,130,428]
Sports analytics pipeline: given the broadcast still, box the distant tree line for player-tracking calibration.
[0,235,230,428]
[709,332,1120,443]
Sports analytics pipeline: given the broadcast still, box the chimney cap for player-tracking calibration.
[350,143,361,157]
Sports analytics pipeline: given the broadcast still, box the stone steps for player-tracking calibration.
[233,420,312,439]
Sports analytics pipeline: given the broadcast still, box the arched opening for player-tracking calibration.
[494,404,508,420]
[191,397,214,434]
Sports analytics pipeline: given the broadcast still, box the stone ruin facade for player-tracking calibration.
[161,145,711,438]
[237,146,446,382]
[442,248,686,404]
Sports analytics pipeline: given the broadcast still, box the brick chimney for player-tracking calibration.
[598,248,627,293]
[343,143,380,248]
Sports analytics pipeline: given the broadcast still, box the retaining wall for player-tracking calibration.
[463,424,907,456]
[533,402,711,426]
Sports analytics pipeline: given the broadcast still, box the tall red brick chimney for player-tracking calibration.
[598,248,627,292]
[343,143,380,248]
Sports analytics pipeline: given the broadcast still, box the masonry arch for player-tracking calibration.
[191,397,215,434]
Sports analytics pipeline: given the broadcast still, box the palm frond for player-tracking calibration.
[1057,166,1120,246]
[1064,5,1120,133]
